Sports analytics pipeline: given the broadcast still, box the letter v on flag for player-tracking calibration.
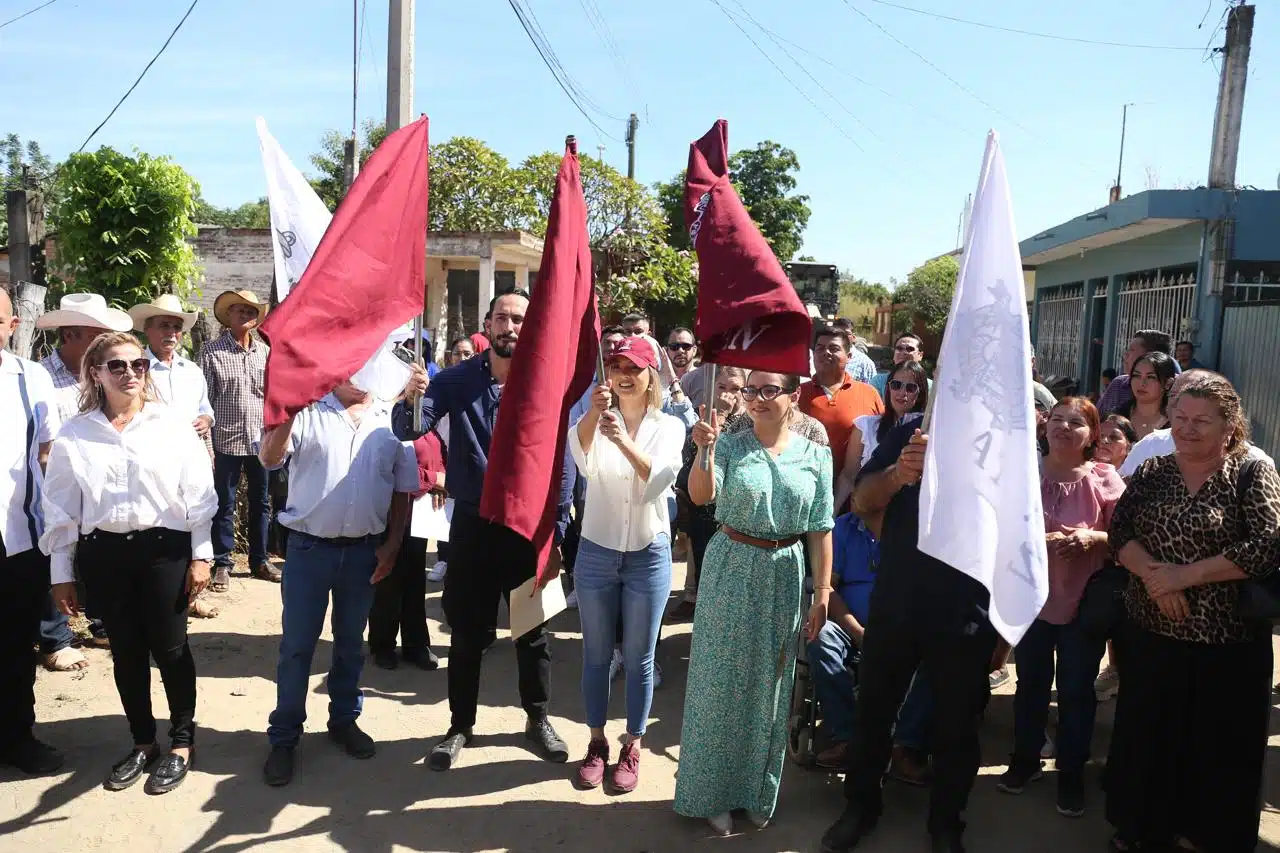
[479,138,600,586]
[258,116,429,430]
[917,131,1048,646]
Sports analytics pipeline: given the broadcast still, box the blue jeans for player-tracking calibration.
[807,621,934,749]
[268,532,377,747]
[212,452,270,568]
[1012,616,1106,773]
[39,592,75,654]
[575,534,671,736]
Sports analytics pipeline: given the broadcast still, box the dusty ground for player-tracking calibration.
[5,551,1280,853]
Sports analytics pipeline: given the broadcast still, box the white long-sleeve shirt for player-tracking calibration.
[146,347,215,423]
[39,402,218,583]
[569,408,685,552]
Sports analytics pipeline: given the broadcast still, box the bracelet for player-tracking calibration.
[813,584,833,592]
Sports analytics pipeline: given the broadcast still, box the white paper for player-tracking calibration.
[350,343,412,401]
[917,131,1049,646]
[410,496,453,542]
[509,574,568,641]
[256,117,333,302]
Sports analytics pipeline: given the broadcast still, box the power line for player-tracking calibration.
[520,0,622,122]
[0,0,58,30]
[577,0,639,100]
[865,0,1203,51]
[75,0,201,153]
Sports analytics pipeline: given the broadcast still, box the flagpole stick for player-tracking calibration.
[697,362,718,471]
[412,314,425,433]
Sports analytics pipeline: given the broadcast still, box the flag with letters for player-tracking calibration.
[918,131,1048,645]
[685,119,811,376]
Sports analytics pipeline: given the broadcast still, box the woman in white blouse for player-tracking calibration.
[568,335,685,794]
[834,360,928,514]
[41,331,216,796]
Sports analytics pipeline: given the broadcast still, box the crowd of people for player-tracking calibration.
[3,280,1278,853]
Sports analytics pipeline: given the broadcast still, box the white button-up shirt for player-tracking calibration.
[1,353,61,556]
[271,394,419,539]
[146,347,215,423]
[39,402,217,583]
[569,408,685,552]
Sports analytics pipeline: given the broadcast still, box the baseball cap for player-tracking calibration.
[606,335,659,370]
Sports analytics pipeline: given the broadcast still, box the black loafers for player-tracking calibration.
[329,722,376,759]
[143,752,191,795]
[525,717,569,763]
[429,730,472,771]
[263,745,296,787]
[105,746,159,791]
[1,737,65,776]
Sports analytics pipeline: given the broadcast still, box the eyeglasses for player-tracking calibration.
[450,350,474,360]
[894,344,920,354]
[102,358,151,377]
[667,342,695,351]
[888,380,920,394]
[740,385,785,401]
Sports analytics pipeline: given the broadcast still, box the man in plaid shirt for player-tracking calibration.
[200,290,276,590]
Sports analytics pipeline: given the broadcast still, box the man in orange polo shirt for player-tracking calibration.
[799,326,884,486]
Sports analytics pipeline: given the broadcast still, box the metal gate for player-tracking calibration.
[1110,266,1197,368]
[1219,269,1280,460]
[1035,283,1084,381]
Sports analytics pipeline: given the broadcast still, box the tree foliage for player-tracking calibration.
[893,255,959,334]
[194,195,270,228]
[309,120,388,211]
[53,147,202,306]
[839,273,891,304]
[518,151,648,245]
[429,137,534,231]
[1,133,55,245]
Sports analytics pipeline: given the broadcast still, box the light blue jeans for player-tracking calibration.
[575,534,671,736]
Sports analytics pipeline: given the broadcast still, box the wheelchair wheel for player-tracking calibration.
[787,714,815,768]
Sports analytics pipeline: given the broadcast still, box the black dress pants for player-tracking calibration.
[80,529,197,748]
[441,507,550,732]
[368,531,431,655]
[843,594,996,835]
[0,545,48,744]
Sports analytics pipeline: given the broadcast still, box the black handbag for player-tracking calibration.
[1234,457,1280,621]
[1077,561,1129,638]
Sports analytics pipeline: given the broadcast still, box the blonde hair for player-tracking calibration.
[78,331,158,414]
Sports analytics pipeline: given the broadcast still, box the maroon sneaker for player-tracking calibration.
[611,741,641,793]
[576,739,609,789]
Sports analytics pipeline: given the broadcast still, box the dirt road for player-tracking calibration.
[4,555,1279,853]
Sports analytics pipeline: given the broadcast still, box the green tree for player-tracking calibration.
[53,147,202,306]
[309,120,388,210]
[653,172,689,251]
[518,152,647,245]
[839,273,891,304]
[893,255,959,335]
[1,133,55,244]
[429,137,533,231]
[194,195,271,228]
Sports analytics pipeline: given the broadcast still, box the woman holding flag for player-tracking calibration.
[676,370,834,835]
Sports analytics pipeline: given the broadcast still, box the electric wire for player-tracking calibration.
[0,0,58,31]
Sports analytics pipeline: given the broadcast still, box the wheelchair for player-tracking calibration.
[786,575,820,768]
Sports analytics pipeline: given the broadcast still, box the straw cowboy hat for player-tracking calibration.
[128,293,199,333]
[213,289,269,327]
[35,293,133,332]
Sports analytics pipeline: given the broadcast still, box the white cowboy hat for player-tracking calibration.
[213,289,270,327]
[128,293,198,333]
[35,293,133,332]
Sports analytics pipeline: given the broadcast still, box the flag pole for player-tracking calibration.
[412,114,427,434]
[697,362,718,470]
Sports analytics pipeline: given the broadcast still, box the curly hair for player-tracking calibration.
[1173,373,1250,456]
[78,331,157,414]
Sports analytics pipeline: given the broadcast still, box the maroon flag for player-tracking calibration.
[259,116,429,428]
[479,139,600,583]
[686,119,812,376]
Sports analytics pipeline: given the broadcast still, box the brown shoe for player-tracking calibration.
[889,744,931,787]
[252,562,283,583]
[665,599,696,623]
[816,741,849,769]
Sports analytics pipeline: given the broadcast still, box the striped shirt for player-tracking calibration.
[198,331,269,456]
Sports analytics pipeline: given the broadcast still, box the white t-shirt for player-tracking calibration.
[1118,428,1275,478]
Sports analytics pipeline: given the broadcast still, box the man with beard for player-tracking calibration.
[397,288,574,771]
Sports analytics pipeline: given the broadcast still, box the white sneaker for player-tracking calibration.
[1095,664,1120,701]
[747,810,771,830]
[427,561,447,582]
[708,812,733,836]
[608,647,624,682]
[652,660,663,689]
[565,589,578,609]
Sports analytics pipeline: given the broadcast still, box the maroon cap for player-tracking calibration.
[606,335,659,370]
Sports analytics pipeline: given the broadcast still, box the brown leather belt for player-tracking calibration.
[721,525,802,550]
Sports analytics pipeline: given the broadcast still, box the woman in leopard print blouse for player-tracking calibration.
[1105,374,1280,853]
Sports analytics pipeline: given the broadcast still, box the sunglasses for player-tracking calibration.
[888,379,920,394]
[740,385,786,402]
[102,358,151,377]
[894,344,920,354]
[667,342,695,351]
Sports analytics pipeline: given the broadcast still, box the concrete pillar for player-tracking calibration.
[425,258,447,364]
[478,249,496,321]
[1077,279,1099,389]
[516,264,530,292]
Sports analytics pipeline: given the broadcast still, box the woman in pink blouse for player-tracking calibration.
[997,397,1125,820]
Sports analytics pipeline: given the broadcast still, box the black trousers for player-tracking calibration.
[843,598,996,835]
[0,545,48,744]
[442,508,550,732]
[80,529,197,748]
[368,531,431,655]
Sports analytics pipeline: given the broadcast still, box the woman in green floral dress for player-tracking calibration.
[676,370,835,835]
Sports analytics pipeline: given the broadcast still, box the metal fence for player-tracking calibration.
[1035,283,1084,380]
[1110,266,1197,368]
[1221,303,1280,461]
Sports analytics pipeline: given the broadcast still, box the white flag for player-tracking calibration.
[918,131,1048,646]
[256,117,333,302]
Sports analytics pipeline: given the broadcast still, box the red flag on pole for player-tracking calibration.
[686,119,812,376]
[259,116,430,428]
[479,138,600,583]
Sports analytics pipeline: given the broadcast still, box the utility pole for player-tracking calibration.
[625,113,638,181]
[1196,3,1254,370]
[1110,103,1134,204]
[386,0,415,133]
[343,0,361,193]
[5,187,47,358]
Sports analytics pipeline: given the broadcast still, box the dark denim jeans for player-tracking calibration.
[1012,616,1106,773]
[212,452,270,568]
[38,593,76,654]
[267,532,377,747]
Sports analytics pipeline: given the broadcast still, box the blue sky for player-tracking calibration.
[2,0,1276,283]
